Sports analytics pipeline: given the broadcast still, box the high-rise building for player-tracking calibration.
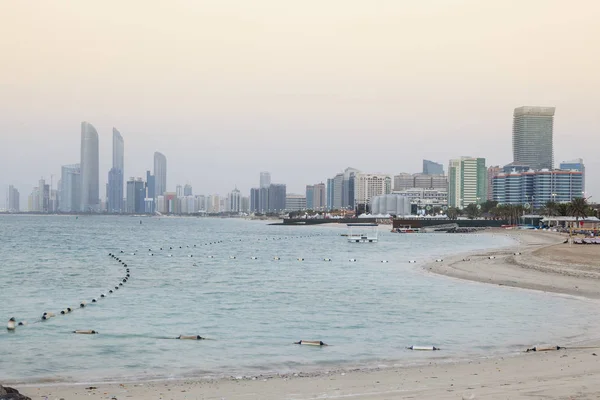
[326,178,334,210]
[448,157,487,208]
[8,185,20,212]
[146,170,155,213]
[493,169,583,209]
[354,173,392,208]
[154,152,167,198]
[513,106,555,170]
[423,160,444,175]
[260,172,271,188]
[228,188,241,213]
[560,158,585,192]
[342,167,360,208]
[126,178,146,214]
[250,188,260,213]
[305,185,315,209]
[184,184,193,196]
[313,183,326,210]
[259,187,269,213]
[332,173,344,209]
[267,184,286,213]
[28,187,40,212]
[80,121,99,212]
[240,196,250,213]
[38,178,49,213]
[487,166,501,201]
[176,185,183,198]
[285,194,306,211]
[107,128,124,213]
[59,164,81,212]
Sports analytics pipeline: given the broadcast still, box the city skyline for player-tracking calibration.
[1,1,599,199]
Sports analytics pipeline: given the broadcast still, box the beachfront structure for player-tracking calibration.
[59,164,81,212]
[80,121,100,212]
[492,168,583,209]
[7,185,20,212]
[487,166,501,201]
[513,106,555,170]
[285,194,307,211]
[423,159,444,175]
[370,194,411,216]
[154,152,167,198]
[448,157,487,209]
[392,188,448,205]
[560,158,585,192]
[354,173,392,209]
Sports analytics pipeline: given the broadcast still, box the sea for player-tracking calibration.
[1,215,598,384]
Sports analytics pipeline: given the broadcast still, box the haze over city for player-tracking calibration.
[1,0,599,200]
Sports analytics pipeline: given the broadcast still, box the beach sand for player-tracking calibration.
[14,229,600,399]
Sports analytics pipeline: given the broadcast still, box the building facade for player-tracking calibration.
[305,185,314,209]
[560,158,585,192]
[60,164,81,212]
[107,128,124,213]
[126,178,146,214]
[493,169,583,209]
[487,166,501,201]
[423,159,444,175]
[80,121,99,212]
[260,171,271,188]
[8,185,20,212]
[154,152,167,199]
[448,157,487,208]
[392,188,448,205]
[513,106,555,170]
[285,194,306,211]
[354,173,392,207]
[267,184,286,213]
[370,194,412,216]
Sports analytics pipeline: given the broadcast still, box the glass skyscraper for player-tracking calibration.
[80,122,99,212]
[512,106,555,170]
[422,159,444,175]
[153,152,167,198]
[107,128,124,213]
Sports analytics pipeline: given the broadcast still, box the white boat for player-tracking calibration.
[347,223,379,243]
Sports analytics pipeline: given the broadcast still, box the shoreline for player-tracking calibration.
[12,229,600,399]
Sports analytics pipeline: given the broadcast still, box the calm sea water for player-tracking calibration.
[1,215,598,383]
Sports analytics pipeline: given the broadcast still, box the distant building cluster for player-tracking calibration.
[3,105,586,215]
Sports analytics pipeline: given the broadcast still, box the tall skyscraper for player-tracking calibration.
[154,152,167,198]
[513,106,555,170]
[184,184,193,196]
[60,164,81,212]
[312,183,327,211]
[228,188,241,212]
[342,167,360,208]
[260,172,271,188]
[107,128,124,213]
[8,185,20,212]
[250,188,260,213]
[423,160,444,175]
[126,178,146,214]
[354,173,392,207]
[80,121,99,212]
[448,157,487,208]
[267,184,286,213]
[305,185,315,209]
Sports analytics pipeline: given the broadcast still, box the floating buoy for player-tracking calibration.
[381,260,389,263]
[297,258,304,261]
[323,258,332,261]
[80,301,86,308]
[408,260,416,263]
[42,312,55,320]
[251,256,258,260]
[120,250,124,253]
[114,286,119,290]
[109,290,113,293]
[230,256,236,259]
[295,340,327,346]
[7,317,16,331]
[488,256,496,259]
[435,259,443,262]
[462,258,471,261]
[92,298,97,303]
[273,257,280,260]
[177,335,205,340]
[208,255,214,258]
[101,294,106,298]
[514,252,522,255]
[407,346,440,351]
[168,254,172,257]
[18,321,27,326]
[74,330,97,335]
[189,255,193,258]
[526,345,563,352]
[119,283,123,286]
[349,259,357,262]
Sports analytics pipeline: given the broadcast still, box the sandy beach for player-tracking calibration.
[11,229,600,399]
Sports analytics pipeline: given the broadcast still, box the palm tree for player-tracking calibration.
[543,201,558,216]
[446,207,459,220]
[557,203,569,217]
[569,197,588,228]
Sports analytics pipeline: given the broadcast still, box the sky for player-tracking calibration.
[1,0,599,204]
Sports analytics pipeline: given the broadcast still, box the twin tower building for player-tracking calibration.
[72,122,166,213]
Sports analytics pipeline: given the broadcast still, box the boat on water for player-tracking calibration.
[346,223,379,243]
[393,225,420,233]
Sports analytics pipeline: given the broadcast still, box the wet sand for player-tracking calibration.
[15,229,600,399]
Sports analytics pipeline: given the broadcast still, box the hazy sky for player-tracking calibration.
[1,0,599,203]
